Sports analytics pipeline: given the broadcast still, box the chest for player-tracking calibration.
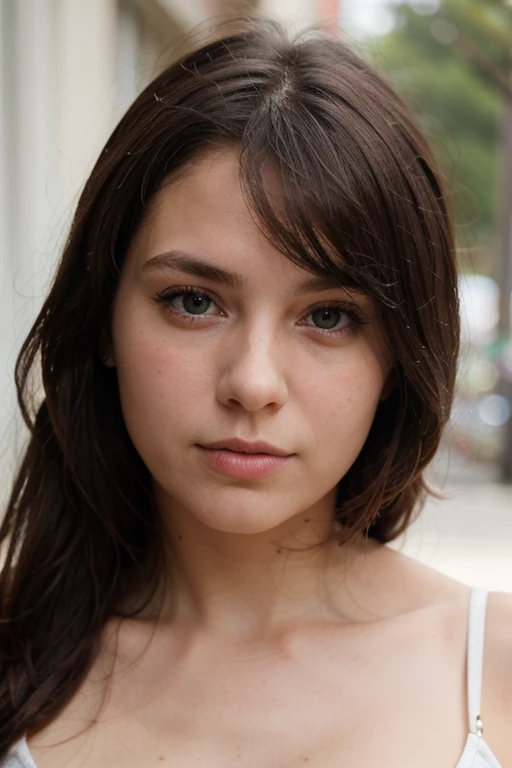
[27,620,469,768]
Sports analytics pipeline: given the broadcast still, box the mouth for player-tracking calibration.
[199,438,292,457]
[196,442,293,480]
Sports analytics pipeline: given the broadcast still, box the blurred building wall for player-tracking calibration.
[0,0,334,497]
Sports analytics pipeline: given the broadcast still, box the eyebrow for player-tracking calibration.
[141,250,354,296]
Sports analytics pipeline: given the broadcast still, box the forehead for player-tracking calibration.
[128,146,308,278]
[154,145,279,229]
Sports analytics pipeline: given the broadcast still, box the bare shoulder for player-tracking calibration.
[28,618,128,751]
[481,591,512,762]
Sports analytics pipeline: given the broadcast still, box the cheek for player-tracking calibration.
[305,352,385,418]
[301,353,386,466]
[110,299,215,448]
[116,332,213,419]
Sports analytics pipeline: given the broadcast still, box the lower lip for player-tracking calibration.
[197,447,292,479]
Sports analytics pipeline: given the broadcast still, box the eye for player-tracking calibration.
[302,302,367,335]
[175,292,213,316]
[153,288,219,318]
[308,306,349,331]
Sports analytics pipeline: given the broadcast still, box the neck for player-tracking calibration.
[142,486,385,642]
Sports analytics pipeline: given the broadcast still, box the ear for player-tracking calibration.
[98,332,116,368]
[380,366,398,402]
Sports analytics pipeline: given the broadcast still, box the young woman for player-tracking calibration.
[0,17,510,768]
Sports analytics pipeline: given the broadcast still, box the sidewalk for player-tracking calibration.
[390,450,512,592]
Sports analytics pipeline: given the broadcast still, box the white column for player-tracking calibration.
[0,0,57,495]
[0,3,15,480]
[54,0,119,217]
[118,1,142,115]
[12,0,56,317]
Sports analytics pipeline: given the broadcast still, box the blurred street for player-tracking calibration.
[392,448,512,592]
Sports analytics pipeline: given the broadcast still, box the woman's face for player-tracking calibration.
[109,146,394,537]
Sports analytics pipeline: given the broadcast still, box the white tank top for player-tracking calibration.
[1,588,503,767]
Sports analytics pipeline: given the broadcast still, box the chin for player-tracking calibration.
[193,507,289,536]
[155,480,315,537]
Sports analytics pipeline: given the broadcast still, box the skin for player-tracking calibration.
[27,146,512,767]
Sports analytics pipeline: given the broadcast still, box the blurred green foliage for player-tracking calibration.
[367,0,510,245]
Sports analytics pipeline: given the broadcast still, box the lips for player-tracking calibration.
[199,438,292,457]
[196,442,293,480]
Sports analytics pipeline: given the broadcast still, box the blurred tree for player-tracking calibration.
[369,0,512,481]
[433,0,512,100]
[368,2,504,247]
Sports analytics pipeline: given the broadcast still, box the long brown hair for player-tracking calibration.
[0,17,459,752]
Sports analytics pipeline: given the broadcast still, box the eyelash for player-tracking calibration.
[152,286,369,337]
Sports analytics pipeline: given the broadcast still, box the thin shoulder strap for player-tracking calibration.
[466,588,488,736]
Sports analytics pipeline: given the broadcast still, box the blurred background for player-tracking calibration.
[0,0,510,590]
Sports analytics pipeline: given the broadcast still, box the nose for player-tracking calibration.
[216,324,289,412]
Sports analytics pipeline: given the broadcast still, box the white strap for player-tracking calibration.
[467,588,488,736]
